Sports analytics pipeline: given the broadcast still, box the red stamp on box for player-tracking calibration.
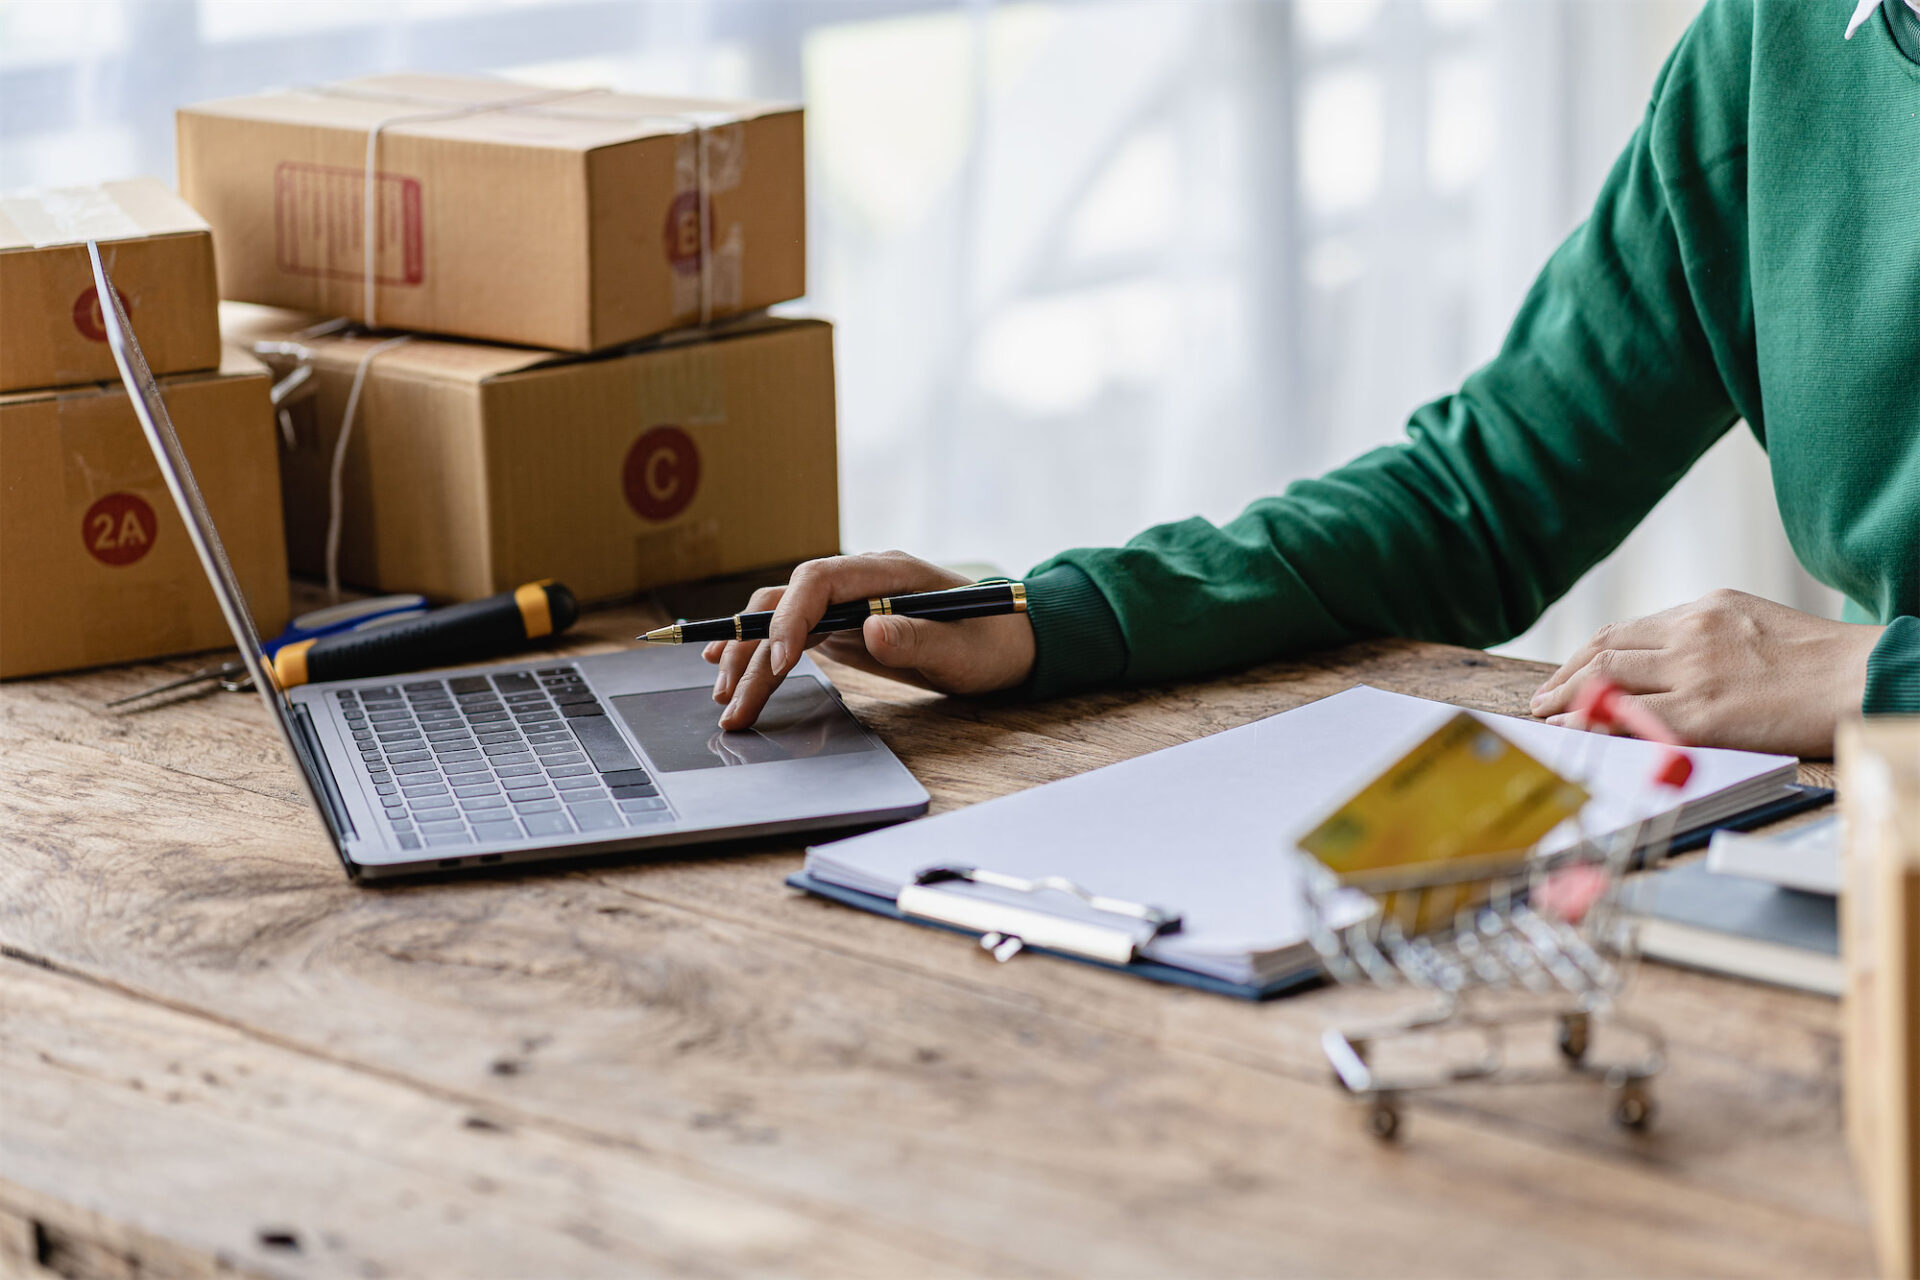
[662,192,717,276]
[623,426,700,521]
[82,493,157,567]
[72,284,122,343]
[274,162,425,286]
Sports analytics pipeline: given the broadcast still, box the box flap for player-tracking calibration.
[221,302,561,385]
[0,178,210,252]
[0,344,266,407]
[179,74,800,154]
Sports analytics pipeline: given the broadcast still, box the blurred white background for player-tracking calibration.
[0,0,1840,663]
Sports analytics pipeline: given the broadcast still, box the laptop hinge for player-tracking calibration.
[292,703,357,851]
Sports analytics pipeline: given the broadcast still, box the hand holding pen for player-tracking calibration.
[644,551,1038,729]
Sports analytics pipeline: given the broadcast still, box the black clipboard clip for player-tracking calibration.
[897,864,1183,964]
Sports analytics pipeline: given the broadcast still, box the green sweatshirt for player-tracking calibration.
[1020,0,1920,713]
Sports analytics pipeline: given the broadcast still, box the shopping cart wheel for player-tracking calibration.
[1367,1097,1401,1141]
[1610,1080,1655,1131]
[1556,1012,1591,1064]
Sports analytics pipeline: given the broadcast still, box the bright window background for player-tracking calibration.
[0,0,1839,664]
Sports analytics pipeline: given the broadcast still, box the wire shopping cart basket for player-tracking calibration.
[1297,679,1693,1140]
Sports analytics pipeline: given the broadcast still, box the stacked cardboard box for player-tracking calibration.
[183,74,837,603]
[0,180,290,678]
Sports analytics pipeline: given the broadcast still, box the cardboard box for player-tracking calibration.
[179,75,805,352]
[0,348,291,678]
[1841,718,1920,1279]
[0,179,222,393]
[224,305,838,603]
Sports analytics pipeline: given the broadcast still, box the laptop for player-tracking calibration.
[88,242,930,881]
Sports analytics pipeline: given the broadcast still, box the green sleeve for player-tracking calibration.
[1021,0,1759,701]
[1865,618,1920,715]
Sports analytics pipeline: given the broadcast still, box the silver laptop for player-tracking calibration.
[89,242,929,881]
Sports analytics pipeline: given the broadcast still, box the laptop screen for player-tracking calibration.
[88,241,345,846]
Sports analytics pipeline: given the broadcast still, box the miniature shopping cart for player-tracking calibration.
[1298,679,1692,1140]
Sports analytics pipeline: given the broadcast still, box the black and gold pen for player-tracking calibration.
[639,580,1027,644]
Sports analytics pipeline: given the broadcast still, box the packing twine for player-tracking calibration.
[274,80,728,600]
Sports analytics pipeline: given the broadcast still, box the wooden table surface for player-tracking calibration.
[0,598,1870,1279]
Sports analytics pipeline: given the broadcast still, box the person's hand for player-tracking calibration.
[705,551,1037,730]
[1528,588,1883,756]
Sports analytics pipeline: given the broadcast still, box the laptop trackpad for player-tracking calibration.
[610,678,878,773]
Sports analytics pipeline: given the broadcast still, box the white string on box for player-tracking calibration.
[353,86,609,330]
[324,333,412,602]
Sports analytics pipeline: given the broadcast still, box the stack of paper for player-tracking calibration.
[804,685,1801,989]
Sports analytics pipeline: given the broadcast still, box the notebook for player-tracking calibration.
[1618,858,1841,996]
[800,685,1804,993]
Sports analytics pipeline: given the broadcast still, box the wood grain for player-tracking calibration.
[0,599,1870,1277]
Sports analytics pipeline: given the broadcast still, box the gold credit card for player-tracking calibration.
[1300,712,1587,884]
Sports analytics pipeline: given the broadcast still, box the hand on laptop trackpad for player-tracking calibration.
[610,678,877,773]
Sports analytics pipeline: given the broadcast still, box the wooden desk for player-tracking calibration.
[0,604,1871,1278]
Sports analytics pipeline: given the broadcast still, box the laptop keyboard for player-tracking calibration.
[336,665,673,851]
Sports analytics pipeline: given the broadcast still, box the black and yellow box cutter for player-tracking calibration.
[272,581,580,689]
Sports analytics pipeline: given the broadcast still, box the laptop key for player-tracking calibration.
[546,763,592,779]
[521,811,574,836]
[553,775,602,792]
[492,673,538,694]
[444,759,489,775]
[373,782,399,796]
[610,783,659,800]
[617,797,669,813]
[396,833,422,850]
[504,691,548,704]
[459,795,508,811]
[626,810,673,826]
[568,802,622,832]
[561,703,606,719]
[476,731,523,746]
[483,741,532,757]
[599,768,651,788]
[453,783,500,798]
[436,750,482,764]
[565,715,641,773]
[368,709,412,723]
[530,739,576,755]
[386,750,432,765]
[418,819,467,834]
[514,799,562,814]
[553,689,598,705]
[539,751,587,768]
[466,712,511,725]
[448,676,491,694]
[401,782,449,797]
[524,730,573,745]
[392,760,438,775]
[495,762,542,778]
[470,820,522,842]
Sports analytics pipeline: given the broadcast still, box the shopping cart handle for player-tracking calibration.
[1573,678,1693,790]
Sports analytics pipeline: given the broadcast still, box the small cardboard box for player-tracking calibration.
[0,179,222,394]
[1841,718,1920,1279]
[224,305,838,603]
[0,348,291,679]
[179,75,805,352]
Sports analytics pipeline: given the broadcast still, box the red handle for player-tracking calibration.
[1572,678,1694,790]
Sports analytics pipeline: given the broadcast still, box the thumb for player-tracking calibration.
[864,615,976,688]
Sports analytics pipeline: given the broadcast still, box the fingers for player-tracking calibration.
[1531,646,1670,719]
[764,552,968,682]
[1545,688,1686,738]
[710,585,784,705]
[718,633,781,731]
[1531,614,1667,706]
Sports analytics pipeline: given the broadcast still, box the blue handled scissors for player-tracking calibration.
[263,594,430,656]
[107,594,431,709]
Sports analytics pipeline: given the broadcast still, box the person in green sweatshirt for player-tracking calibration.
[706,0,1920,758]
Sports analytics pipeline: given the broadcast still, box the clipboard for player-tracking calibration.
[788,784,1833,1002]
